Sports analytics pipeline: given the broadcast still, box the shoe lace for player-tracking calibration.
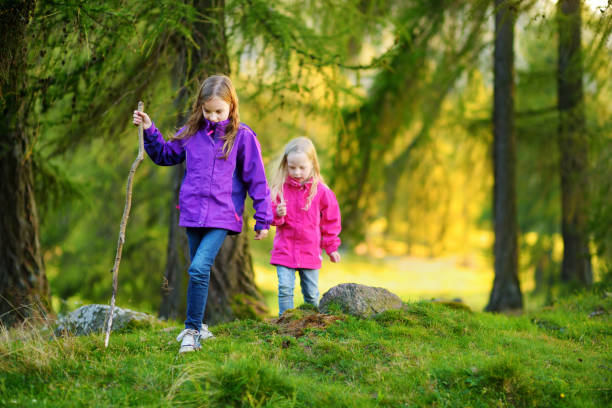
[176,328,200,342]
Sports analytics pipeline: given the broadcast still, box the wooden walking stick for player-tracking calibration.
[104,101,145,348]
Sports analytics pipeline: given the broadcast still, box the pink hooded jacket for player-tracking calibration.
[270,177,341,270]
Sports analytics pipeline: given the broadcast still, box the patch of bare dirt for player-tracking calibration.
[268,311,343,337]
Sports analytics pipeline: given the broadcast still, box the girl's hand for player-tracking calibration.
[329,251,341,263]
[276,202,287,217]
[254,229,269,240]
[133,110,152,130]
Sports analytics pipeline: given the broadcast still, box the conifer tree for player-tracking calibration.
[0,0,51,326]
[557,0,592,286]
[486,0,523,312]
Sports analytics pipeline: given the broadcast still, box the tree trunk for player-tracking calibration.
[557,0,592,286]
[201,0,269,323]
[206,226,269,325]
[159,0,268,324]
[158,164,189,320]
[158,27,194,319]
[0,0,52,326]
[485,0,523,312]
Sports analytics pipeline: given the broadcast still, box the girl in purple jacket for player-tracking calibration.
[269,137,342,316]
[132,75,273,353]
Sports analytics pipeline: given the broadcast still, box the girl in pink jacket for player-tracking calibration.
[269,137,342,315]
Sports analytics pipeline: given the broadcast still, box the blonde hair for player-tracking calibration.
[270,137,323,210]
[172,74,240,159]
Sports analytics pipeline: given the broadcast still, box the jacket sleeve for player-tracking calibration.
[143,123,186,166]
[271,197,286,227]
[320,186,341,254]
[238,128,273,231]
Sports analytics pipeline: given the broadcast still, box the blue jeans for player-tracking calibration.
[276,265,319,316]
[184,227,228,330]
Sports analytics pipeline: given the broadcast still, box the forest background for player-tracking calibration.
[1,0,610,324]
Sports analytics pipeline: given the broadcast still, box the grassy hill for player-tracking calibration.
[1,289,610,407]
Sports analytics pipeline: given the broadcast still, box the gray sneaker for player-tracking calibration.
[200,323,214,340]
[176,328,201,353]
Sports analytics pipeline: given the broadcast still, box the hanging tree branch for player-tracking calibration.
[104,101,144,348]
[236,0,397,71]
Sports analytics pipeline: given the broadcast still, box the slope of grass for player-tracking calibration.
[1,290,610,407]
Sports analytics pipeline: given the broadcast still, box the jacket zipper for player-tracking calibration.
[202,127,217,226]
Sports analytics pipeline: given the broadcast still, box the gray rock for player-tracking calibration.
[319,283,403,318]
[55,304,156,336]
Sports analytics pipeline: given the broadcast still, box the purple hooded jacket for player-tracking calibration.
[143,118,273,234]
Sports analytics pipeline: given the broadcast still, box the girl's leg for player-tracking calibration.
[277,265,296,316]
[184,228,228,330]
[298,269,320,308]
[186,227,205,261]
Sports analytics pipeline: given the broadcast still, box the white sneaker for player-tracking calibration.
[176,328,201,353]
[200,323,214,340]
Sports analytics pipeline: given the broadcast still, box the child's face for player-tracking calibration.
[202,96,230,123]
[286,152,313,183]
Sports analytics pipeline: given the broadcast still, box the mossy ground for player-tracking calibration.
[1,290,610,407]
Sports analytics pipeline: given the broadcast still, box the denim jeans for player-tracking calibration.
[184,227,228,330]
[276,265,319,316]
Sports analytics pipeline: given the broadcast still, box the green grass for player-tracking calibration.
[1,290,610,407]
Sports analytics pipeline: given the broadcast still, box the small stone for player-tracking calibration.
[54,304,157,336]
[319,283,403,318]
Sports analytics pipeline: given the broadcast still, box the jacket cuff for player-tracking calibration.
[272,216,286,226]
[324,243,340,255]
[143,122,157,140]
[254,221,270,231]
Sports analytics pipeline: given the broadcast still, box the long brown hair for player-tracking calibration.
[172,74,240,158]
[270,137,323,211]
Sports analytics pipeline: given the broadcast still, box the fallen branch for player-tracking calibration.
[104,101,145,348]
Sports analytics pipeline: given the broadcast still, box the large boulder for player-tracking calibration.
[319,283,403,318]
[55,304,157,336]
